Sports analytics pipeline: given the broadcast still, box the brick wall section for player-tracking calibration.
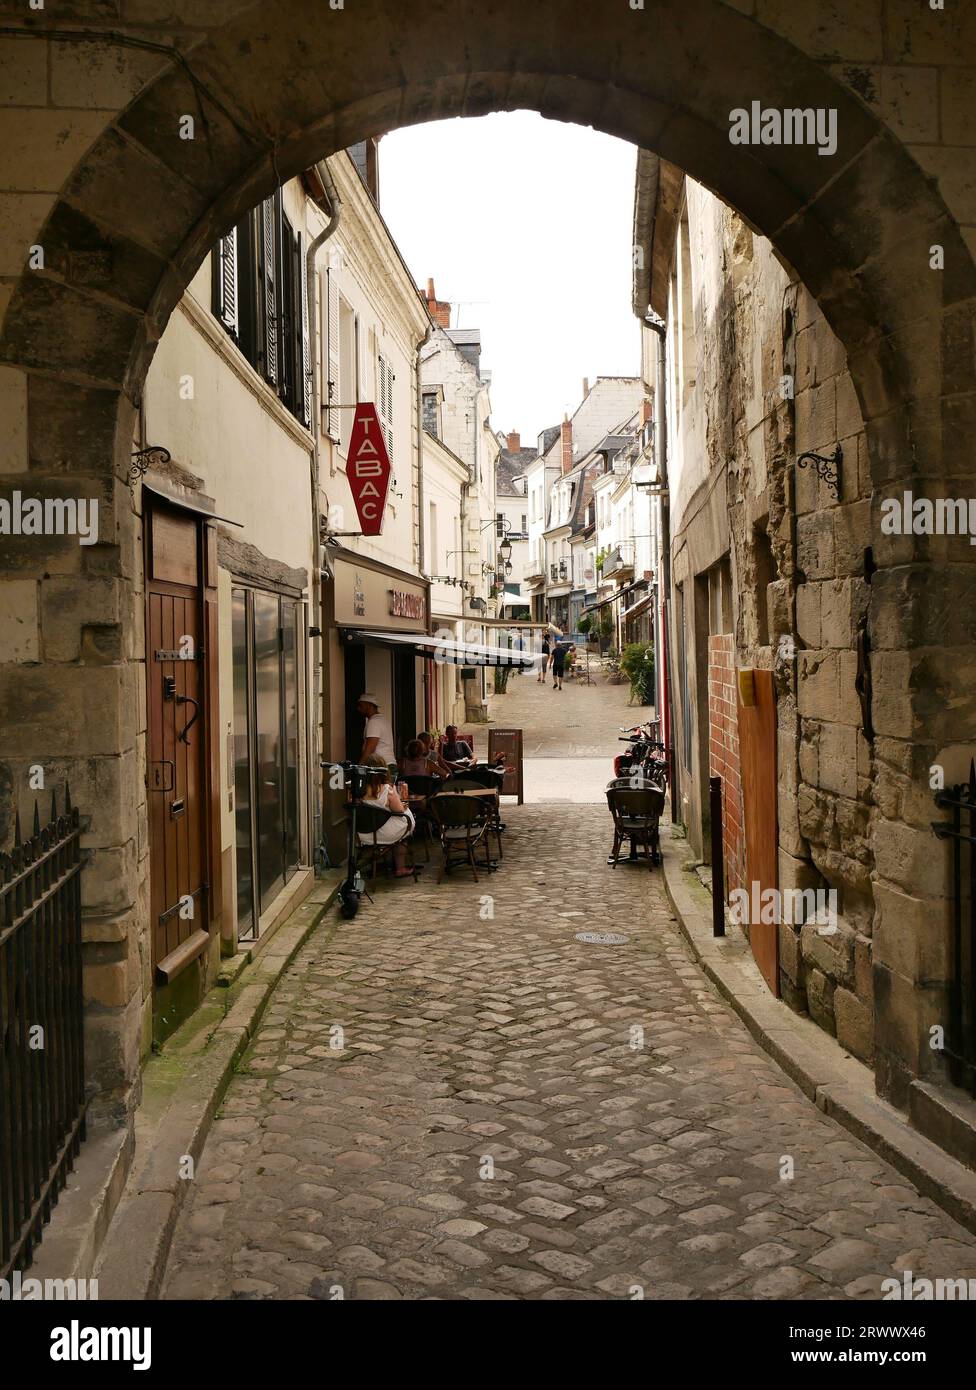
[708,634,745,899]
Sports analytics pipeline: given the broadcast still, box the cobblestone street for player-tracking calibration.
[162,788,976,1301]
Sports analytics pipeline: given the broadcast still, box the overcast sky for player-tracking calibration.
[379,112,641,447]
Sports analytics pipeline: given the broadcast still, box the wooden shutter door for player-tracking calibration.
[379,354,393,460]
[296,230,311,428]
[212,227,238,336]
[260,195,279,387]
[326,266,341,441]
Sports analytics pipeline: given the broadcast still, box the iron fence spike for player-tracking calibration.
[33,800,41,836]
[65,780,72,813]
[51,788,58,823]
[14,809,21,847]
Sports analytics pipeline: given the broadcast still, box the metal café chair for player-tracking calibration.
[429,793,494,883]
[446,773,504,859]
[606,783,665,869]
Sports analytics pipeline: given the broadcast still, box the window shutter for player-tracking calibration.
[378,353,393,462]
[277,205,295,410]
[260,195,279,388]
[296,231,311,429]
[212,227,238,336]
[326,266,341,442]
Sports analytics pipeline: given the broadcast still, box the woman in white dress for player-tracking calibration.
[358,756,415,877]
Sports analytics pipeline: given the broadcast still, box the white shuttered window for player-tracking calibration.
[325,266,341,442]
[377,352,394,462]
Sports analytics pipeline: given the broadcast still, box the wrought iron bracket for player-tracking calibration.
[796,444,842,502]
[129,445,171,486]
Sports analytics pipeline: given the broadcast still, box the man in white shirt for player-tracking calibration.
[356,692,395,766]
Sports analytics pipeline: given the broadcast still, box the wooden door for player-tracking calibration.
[146,505,209,981]
[737,669,779,996]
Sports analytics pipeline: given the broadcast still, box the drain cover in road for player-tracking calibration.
[575,931,630,945]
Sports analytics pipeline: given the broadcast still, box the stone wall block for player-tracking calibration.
[40,574,122,662]
[817,722,856,800]
[0,663,139,758]
[874,821,950,901]
[27,378,122,477]
[819,577,851,647]
[0,193,58,280]
[834,985,874,1061]
[39,201,168,314]
[833,499,872,576]
[63,128,210,263]
[80,839,137,915]
[801,918,855,988]
[795,378,837,455]
[50,37,165,109]
[798,650,839,721]
[82,989,142,1123]
[0,364,28,472]
[795,581,821,647]
[941,69,976,145]
[0,579,38,661]
[870,649,913,738]
[0,275,136,386]
[0,110,111,196]
[117,67,269,206]
[805,966,835,1034]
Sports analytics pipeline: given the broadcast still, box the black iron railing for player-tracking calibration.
[0,789,85,1278]
[933,764,976,1096]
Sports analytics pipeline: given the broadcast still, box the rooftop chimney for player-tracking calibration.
[640,398,652,425]
[582,377,590,398]
[423,277,452,330]
[506,431,521,453]
[561,416,574,474]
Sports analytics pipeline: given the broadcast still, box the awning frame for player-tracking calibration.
[340,627,541,669]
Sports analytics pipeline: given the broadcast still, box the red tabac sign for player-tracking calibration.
[347,403,391,536]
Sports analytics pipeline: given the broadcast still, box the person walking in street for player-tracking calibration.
[551,641,567,690]
[538,633,550,683]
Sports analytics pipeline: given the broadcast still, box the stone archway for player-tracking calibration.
[1,0,973,1117]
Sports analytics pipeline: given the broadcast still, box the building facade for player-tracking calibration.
[636,153,975,1163]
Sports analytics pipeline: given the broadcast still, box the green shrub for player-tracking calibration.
[620,641,654,705]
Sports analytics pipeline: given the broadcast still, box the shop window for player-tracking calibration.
[231,587,306,940]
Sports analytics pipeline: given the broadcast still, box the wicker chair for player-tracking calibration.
[446,775,504,858]
[606,784,665,869]
[429,793,494,882]
[402,773,444,862]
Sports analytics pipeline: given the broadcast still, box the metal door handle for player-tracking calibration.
[176,694,200,745]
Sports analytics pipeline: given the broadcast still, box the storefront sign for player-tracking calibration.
[334,557,428,632]
[346,403,391,536]
[389,589,426,622]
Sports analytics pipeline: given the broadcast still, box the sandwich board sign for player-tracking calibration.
[347,403,391,536]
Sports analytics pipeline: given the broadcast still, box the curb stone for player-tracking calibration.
[659,833,976,1237]
[91,873,342,1299]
